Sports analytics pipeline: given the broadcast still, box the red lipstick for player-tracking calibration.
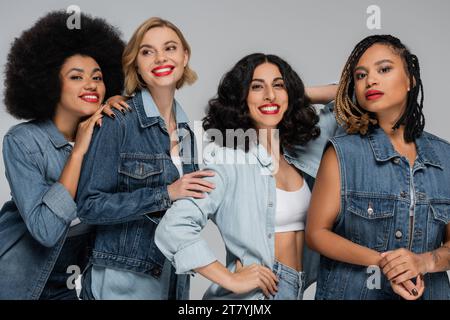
[79,93,100,103]
[365,89,384,101]
[152,65,175,77]
[258,104,280,115]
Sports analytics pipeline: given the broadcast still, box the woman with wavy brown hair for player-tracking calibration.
[155,53,339,300]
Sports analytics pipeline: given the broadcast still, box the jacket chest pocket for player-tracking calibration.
[118,153,165,192]
[427,201,450,250]
[346,194,396,251]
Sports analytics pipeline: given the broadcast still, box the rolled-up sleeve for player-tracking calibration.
[42,182,77,224]
[155,163,228,274]
[2,135,76,247]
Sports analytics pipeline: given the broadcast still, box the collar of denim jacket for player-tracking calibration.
[40,120,70,149]
[136,88,189,126]
[248,140,309,175]
[368,126,442,169]
[248,141,277,173]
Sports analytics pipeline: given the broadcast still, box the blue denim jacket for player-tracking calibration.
[0,120,84,299]
[315,127,450,300]
[155,102,340,300]
[76,90,198,298]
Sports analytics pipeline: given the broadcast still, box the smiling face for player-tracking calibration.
[136,27,188,90]
[57,54,105,118]
[353,43,411,120]
[247,62,289,130]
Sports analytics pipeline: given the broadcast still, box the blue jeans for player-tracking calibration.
[267,261,306,300]
[39,233,92,300]
[80,259,182,300]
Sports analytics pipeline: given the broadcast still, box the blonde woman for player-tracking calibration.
[76,17,214,300]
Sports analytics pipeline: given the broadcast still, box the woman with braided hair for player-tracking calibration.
[306,34,450,300]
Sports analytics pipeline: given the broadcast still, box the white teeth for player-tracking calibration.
[154,67,172,73]
[82,95,98,100]
[260,106,279,112]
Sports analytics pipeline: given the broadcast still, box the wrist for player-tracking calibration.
[71,149,85,160]
[371,251,383,267]
[166,184,174,201]
[421,252,435,274]
[221,270,236,291]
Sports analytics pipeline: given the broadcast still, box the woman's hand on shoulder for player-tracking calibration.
[102,95,132,118]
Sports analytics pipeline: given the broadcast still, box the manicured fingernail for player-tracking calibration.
[121,109,126,114]
[111,113,116,118]
[412,288,418,296]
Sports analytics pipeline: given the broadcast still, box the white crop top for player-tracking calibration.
[275,182,311,232]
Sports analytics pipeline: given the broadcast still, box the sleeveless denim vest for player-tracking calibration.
[316,127,450,300]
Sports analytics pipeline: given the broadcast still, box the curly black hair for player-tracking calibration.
[4,11,125,120]
[203,53,320,152]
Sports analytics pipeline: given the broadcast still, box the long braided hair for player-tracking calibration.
[335,35,424,142]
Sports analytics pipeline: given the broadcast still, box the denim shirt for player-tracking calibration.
[76,90,198,297]
[0,120,79,299]
[155,102,340,300]
[316,127,450,300]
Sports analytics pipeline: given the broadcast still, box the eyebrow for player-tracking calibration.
[354,59,394,72]
[251,77,284,83]
[139,40,179,50]
[65,67,102,75]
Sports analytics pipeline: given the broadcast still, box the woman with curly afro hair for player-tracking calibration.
[155,53,340,300]
[0,11,124,299]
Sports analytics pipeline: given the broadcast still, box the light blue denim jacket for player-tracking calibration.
[0,120,86,299]
[155,102,341,300]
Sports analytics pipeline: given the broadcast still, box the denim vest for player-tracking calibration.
[316,127,450,300]
[0,121,90,299]
[76,90,198,299]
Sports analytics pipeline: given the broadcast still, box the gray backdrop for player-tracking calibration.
[1,0,449,299]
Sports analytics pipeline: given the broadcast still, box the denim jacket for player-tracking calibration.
[0,120,82,299]
[155,102,340,300]
[315,127,450,300]
[76,90,198,296]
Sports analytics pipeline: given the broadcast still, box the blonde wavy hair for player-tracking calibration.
[122,17,197,96]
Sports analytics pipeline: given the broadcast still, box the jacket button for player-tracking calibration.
[400,191,408,198]
[395,230,403,239]
[268,233,272,239]
[151,267,162,277]
[392,158,400,164]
